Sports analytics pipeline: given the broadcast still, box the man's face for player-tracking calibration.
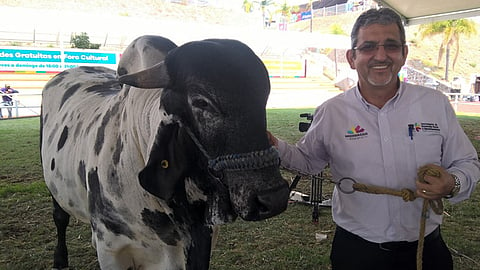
[347,23,408,89]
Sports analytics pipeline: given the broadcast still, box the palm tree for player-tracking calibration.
[279,1,291,18]
[242,0,253,13]
[276,1,293,28]
[256,0,276,28]
[419,19,477,81]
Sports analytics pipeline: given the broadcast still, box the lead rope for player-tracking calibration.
[345,165,443,270]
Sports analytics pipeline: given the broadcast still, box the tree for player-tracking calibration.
[279,1,292,17]
[70,32,101,49]
[255,0,276,28]
[419,19,477,81]
[242,0,253,13]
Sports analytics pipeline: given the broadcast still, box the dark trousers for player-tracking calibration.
[330,226,453,270]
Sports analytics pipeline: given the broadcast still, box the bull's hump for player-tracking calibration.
[46,66,121,111]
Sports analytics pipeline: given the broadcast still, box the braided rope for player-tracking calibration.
[208,147,280,172]
[180,122,279,173]
[352,183,417,202]
[416,166,444,270]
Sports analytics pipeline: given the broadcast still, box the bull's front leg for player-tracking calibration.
[52,197,70,270]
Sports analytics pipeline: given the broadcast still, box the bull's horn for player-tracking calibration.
[118,61,170,89]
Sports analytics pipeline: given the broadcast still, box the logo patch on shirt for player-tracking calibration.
[345,125,368,140]
[420,122,440,132]
[408,122,440,138]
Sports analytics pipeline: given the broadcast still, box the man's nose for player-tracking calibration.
[373,46,388,60]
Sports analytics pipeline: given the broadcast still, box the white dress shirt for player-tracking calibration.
[277,82,480,243]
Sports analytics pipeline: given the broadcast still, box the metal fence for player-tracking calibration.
[2,88,478,120]
[0,93,41,119]
[0,30,128,50]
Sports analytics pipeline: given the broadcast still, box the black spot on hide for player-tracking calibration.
[112,136,123,165]
[61,112,69,123]
[85,114,101,135]
[88,167,134,239]
[57,126,68,151]
[42,113,48,127]
[106,166,123,198]
[68,200,75,208]
[59,83,81,110]
[141,209,180,246]
[85,81,121,97]
[78,160,87,189]
[50,158,55,171]
[94,103,119,155]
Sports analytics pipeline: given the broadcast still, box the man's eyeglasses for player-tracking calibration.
[353,41,404,54]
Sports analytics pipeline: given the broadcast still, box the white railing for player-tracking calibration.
[1,90,479,120]
[0,92,41,119]
[448,93,480,112]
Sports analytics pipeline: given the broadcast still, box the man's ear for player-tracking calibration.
[402,44,409,60]
[138,122,194,201]
[346,49,356,69]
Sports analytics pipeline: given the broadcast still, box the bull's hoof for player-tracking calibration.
[52,267,69,270]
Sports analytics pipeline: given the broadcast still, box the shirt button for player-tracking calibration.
[384,137,389,142]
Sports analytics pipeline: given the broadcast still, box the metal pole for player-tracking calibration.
[309,0,313,33]
[14,100,19,118]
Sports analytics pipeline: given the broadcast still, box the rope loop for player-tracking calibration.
[416,165,444,215]
[400,188,416,202]
[338,165,445,270]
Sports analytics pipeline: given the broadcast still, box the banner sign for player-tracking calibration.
[301,11,312,20]
[0,47,120,71]
[263,59,306,78]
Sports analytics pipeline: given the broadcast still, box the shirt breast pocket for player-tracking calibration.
[413,132,444,165]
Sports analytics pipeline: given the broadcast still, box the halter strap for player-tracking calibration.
[208,147,280,172]
[180,121,279,173]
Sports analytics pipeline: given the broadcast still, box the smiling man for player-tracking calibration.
[268,8,480,270]
[346,8,408,108]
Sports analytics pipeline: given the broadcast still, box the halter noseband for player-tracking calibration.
[180,121,280,175]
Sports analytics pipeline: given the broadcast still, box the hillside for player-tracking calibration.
[290,11,480,83]
[0,0,251,26]
[1,0,479,82]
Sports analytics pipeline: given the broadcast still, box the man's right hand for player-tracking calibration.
[266,131,278,147]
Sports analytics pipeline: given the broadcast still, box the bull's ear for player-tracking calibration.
[138,122,193,201]
[118,61,170,89]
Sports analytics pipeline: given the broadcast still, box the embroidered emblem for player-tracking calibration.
[345,125,368,140]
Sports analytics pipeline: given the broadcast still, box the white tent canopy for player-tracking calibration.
[375,0,480,25]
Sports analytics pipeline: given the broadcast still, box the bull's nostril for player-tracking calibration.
[255,196,271,214]
[253,184,289,219]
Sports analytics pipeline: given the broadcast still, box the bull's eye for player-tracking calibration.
[192,98,209,109]
[190,95,219,114]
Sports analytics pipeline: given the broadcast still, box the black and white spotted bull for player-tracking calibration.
[40,35,289,270]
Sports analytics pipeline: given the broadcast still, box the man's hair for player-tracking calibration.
[350,8,406,49]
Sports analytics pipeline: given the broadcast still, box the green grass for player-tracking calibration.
[0,112,479,270]
[0,117,43,183]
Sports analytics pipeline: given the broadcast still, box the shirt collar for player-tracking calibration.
[352,81,403,111]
